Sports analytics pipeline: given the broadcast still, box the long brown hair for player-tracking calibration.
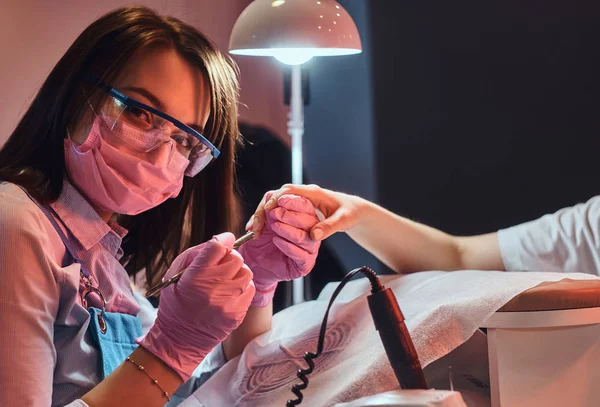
[0,6,241,288]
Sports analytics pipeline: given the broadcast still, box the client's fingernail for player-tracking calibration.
[265,199,275,210]
[245,216,254,230]
[252,216,261,232]
[312,228,323,240]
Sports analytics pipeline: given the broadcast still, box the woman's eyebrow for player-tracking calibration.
[120,86,164,109]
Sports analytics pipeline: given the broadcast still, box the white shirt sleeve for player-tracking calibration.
[131,285,158,335]
[0,188,63,407]
[498,195,600,275]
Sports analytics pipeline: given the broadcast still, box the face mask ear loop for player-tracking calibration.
[65,86,96,142]
[80,84,115,129]
[66,85,103,144]
[80,84,99,116]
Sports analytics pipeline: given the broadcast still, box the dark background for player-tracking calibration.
[301,0,600,274]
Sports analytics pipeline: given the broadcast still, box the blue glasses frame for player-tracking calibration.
[89,77,220,159]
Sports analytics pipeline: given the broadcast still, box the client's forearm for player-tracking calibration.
[222,301,273,360]
[347,200,504,272]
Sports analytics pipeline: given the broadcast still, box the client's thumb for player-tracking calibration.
[310,211,345,241]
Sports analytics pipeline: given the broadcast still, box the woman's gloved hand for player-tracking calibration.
[137,233,255,381]
[252,184,366,241]
[240,194,320,307]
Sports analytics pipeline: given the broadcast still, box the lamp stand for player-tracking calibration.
[288,63,305,305]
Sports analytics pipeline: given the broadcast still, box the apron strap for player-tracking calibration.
[14,185,107,316]
[15,185,143,379]
[16,185,91,277]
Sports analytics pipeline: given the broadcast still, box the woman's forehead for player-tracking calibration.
[114,46,211,127]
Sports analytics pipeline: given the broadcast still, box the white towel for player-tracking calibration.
[180,270,600,407]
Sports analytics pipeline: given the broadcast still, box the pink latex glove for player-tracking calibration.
[239,194,320,307]
[137,233,255,381]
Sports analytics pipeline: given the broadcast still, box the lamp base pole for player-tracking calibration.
[288,63,305,305]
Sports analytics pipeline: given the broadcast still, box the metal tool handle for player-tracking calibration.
[145,231,255,298]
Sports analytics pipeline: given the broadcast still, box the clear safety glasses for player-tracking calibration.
[91,78,220,177]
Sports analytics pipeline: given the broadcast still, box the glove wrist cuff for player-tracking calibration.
[136,322,209,382]
[251,282,278,307]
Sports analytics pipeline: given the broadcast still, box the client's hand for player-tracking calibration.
[138,233,255,381]
[250,184,367,241]
[240,194,320,307]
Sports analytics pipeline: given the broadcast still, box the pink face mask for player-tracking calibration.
[64,116,189,215]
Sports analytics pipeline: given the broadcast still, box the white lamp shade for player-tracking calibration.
[229,0,362,64]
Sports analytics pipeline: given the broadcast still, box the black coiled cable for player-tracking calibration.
[286,267,383,406]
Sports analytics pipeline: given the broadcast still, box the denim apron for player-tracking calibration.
[26,191,142,379]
